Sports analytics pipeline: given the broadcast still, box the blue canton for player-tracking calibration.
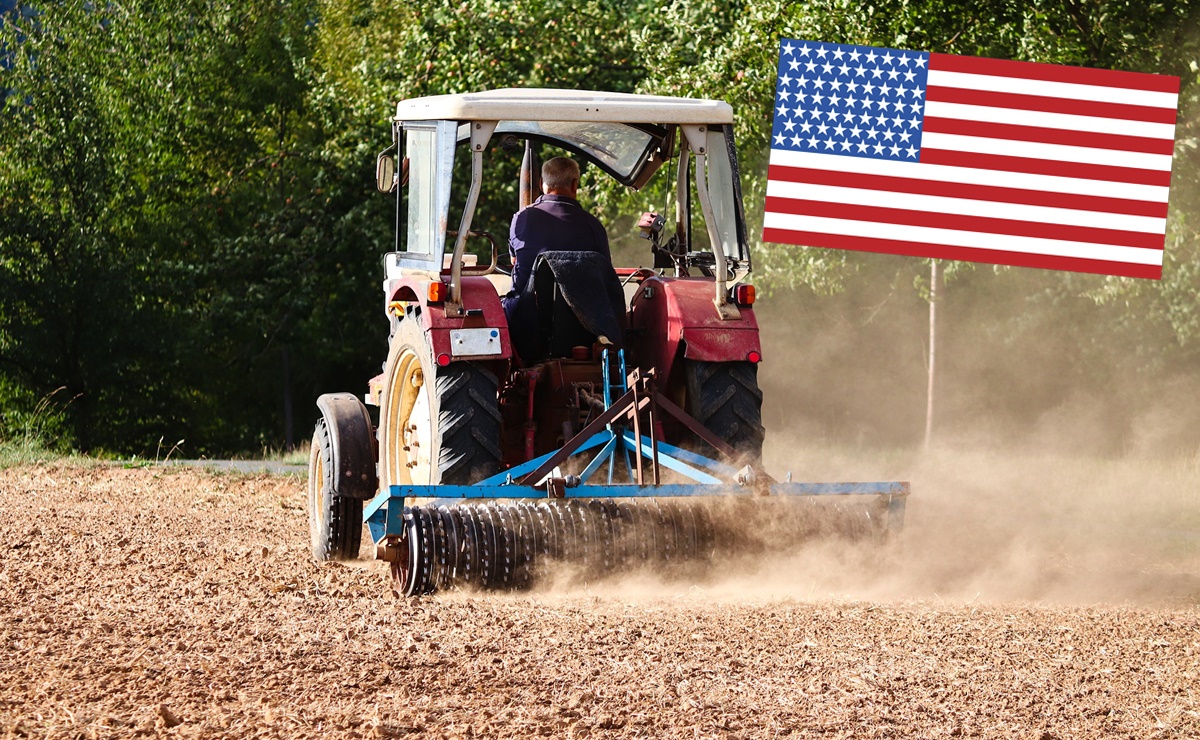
[772,39,930,161]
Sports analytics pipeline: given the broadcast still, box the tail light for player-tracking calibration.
[427,281,448,303]
[732,283,756,306]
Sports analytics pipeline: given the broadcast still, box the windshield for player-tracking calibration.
[457,121,660,184]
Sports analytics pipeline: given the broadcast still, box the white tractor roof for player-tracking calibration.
[394,88,734,125]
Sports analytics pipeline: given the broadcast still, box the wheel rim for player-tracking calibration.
[382,347,434,486]
[308,430,327,557]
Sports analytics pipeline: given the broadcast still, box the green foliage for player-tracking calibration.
[0,0,1198,454]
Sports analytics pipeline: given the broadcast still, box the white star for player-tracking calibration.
[779,73,793,87]
[905,146,918,157]
[776,103,788,116]
[865,50,878,65]
[788,59,800,71]
[846,82,861,93]
[864,98,878,110]
[830,79,846,92]
[856,112,871,124]
[914,55,928,68]
[889,144,902,156]
[816,123,830,135]
[797,43,812,57]
[782,42,796,56]
[908,117,922,129]
[821,62,835,75]
[852,65,865,77]
[791,134,804,147]
[829,93,842,107]
[840,110,856,122]
[837,63,851,77]
[912,87,925,99]
[850,125,863,138]
[882,129,896,141]
[866,127,879,140]
[839,140,852,151]
[815,45,829,59]
[886,69,900,80]
[897,54,912,67]
[904,70,916,82]
[898,130,912,142]
[783,118,796,132]
[867,67,882,79]
[815,77,830,89]
[862,82,876,96]
[832,47,846,60]
[774,133,785,145]
[856,142,869,153]
[881,51,895,67]
[849,49,862,62]
[873,143,885,155]
[806,136,819,148]
[908,101,922,113]
[799,120,813,133]
[804,61,818,74]
[811,92,825,106]
[777,89,792,102]
[796,75,813,88]
[833,124,846,137]
[892,115,905,128]
[822,139,836,150]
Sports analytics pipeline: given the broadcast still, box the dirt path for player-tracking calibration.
[1,463,1198,738]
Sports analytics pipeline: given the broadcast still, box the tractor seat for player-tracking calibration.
[529,251,626,362]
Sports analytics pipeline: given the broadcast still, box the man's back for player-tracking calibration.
[508,193,610,296]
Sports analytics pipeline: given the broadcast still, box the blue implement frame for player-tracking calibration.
[365,351,910,549]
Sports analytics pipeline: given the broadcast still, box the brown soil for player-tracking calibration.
[2,463,1198,739]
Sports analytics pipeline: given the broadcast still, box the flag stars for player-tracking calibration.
[773,40,928,160]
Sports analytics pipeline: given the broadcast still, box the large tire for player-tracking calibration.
[684,360,765,463]
[379,315,502,488]
[308,419,363,561]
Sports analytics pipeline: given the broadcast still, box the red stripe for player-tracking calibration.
[920,148,1172,187]
[762,228,1162,279]
[925,85,1177,124]
[764,197,1165,250]
[922,116,1174,155]
[929,53,1180,94]
[766,165,1168,218]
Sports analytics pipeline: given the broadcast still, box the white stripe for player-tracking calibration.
[765,180,1167,235]
[768,148,1170,203]
[928,69,1179,110]
[921,131,1173,171]
[924,100,1177,140]
[763,212,1164,266]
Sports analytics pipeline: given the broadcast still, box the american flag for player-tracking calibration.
[763,39,1180,279]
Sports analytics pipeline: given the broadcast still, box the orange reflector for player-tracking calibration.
[427,281,447,303]
[747,350,762,364]
[734,283,755,305]
[436,353,451,367]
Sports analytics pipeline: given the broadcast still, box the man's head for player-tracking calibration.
[541,156,580,197]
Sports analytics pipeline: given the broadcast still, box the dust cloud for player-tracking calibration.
[534,272,1200,606]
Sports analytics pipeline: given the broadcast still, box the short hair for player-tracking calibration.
[541,156,580,190]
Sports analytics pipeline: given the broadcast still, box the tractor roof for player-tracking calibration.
[394,88,734,125]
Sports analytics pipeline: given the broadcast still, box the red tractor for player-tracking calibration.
[307,89,906,594]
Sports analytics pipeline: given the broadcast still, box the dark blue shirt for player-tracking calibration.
[507,194,610,299]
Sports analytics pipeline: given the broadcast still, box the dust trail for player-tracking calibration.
[529,445,1200,606]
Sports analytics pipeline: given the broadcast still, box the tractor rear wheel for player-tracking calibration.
[379,316,502,489]
[308,419,364,560]
[684,360,765,463]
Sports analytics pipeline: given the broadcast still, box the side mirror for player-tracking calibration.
[376,154,396,193]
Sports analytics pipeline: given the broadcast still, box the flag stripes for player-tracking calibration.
[765,40,1180,278]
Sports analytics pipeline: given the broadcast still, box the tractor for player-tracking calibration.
[306,89,908,595]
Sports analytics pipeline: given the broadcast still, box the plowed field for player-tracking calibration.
[2,462,1198,739]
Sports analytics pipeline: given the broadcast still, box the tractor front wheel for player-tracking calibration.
[308,419,364,561]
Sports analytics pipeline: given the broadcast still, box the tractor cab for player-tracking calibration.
[375,89,753,322]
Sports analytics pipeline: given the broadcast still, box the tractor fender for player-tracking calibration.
[385,275,513,365]
[628,276,762,386]
[315,393,378,500]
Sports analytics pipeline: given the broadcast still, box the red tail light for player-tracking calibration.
[733,283,756,306]
[747,350,762,364]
